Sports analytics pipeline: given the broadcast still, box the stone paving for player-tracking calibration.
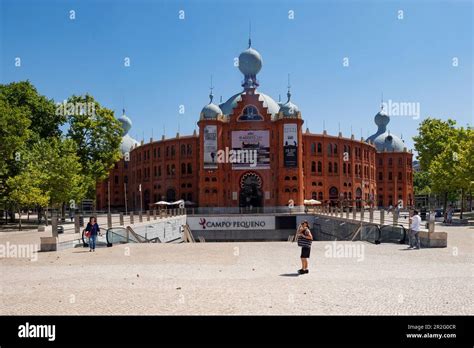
[0,224,472,315]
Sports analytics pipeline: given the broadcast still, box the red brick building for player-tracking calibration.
[96,43,413,211]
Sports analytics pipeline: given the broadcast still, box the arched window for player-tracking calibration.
[292,176,297,180]
[312,192,317,199]
[318,192,323,200]
[311,161,316,172]
[285,188,291,193]
[312,182,316,186]
[181,163,186,175]
[334,162,338,173]
[311,143,316,154]
[181,144,186,156]
[285,176,290,180]
[317,143,322,153]
[239,105,263,121]
[187,163,192,174]
[328,143,332,155]
[328,162,332,173]
[318,161,322,173]
[292,188,298,193]
[334,144,338,154]
[343,163,346,174]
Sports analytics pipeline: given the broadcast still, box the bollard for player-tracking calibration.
[119,213,124,226]
[393,211,398,226]
[153,209,157,220]
[428,212,435,233]
[51,216,58,238]
[352,206,357,220]
[346,208,349,220]
[340,207,344,218]
[107,213,112,229]
[130,212,134,225]
[146,210,150,221]
[380,209,385,226]
[369,208,374,223]
[139,211,143,222]
[360,207,365,222]
[74,213,80,234]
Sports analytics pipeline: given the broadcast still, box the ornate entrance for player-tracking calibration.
[239,172,263,208]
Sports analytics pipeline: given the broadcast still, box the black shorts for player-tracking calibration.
[301,247,311,258]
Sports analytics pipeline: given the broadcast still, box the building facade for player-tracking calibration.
[96,42,413,211]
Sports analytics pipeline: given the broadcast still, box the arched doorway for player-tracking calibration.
[239,172,263,208]
[355,187,362,209]
[329,186,338,206]
[166,188,176,202]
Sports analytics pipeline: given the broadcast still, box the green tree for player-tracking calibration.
[66,95,122,197]
[0,96,31,212]
[413,171,432,195]
[6,166,49,230]
[413,118,457,171]
[0,81,64,140]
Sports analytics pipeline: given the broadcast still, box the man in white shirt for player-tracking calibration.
[409,210,421,249]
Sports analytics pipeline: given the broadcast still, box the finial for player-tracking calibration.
[220,96,223,103]
[248,20,252,48]
[286,73,291,102]
[381,92,384,110]
[122,108,125,115]
[209,75,214,103]
[278,94,281,103]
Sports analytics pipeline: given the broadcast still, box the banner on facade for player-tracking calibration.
[203,125,218,169]
[283,123,298,167]
[231,130,270,169]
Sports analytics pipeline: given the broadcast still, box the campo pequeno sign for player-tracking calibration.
[187,216,275,231]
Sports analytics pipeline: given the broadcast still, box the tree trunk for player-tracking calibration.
[460,189,464,220]
[18,209,22,231]
[443,192,448,223]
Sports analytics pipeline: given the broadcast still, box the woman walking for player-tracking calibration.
[296,220,313,274]
[85,216,100,252]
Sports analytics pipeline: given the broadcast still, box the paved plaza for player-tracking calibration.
[0,223,472,315]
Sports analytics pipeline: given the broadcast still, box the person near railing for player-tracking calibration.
[84,217,101,252]
[408,210,421,250]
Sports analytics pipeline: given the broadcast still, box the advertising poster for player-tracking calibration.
[283,123,298,167]
[231,130,270,169]
[203,125,218,169]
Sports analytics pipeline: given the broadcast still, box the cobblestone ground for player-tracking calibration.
[0,225,472,315]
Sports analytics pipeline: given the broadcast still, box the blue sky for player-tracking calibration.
[1,0,472,155]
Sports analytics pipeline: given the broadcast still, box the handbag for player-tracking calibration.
[84,230,91,238]
[297,229,312,247]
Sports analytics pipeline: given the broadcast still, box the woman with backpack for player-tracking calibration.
[84,216,100,252]
[296,220,313,274]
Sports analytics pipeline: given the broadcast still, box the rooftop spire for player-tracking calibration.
[248,20,252,48]
[381,92,384,110]
[286,73,292,102]
[209,75,214,103]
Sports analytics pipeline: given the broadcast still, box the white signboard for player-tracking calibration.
[187,216,275,231]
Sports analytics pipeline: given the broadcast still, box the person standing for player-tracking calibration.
[85,217,100,252]
[296,220,313,274]
[409,210,421,249]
